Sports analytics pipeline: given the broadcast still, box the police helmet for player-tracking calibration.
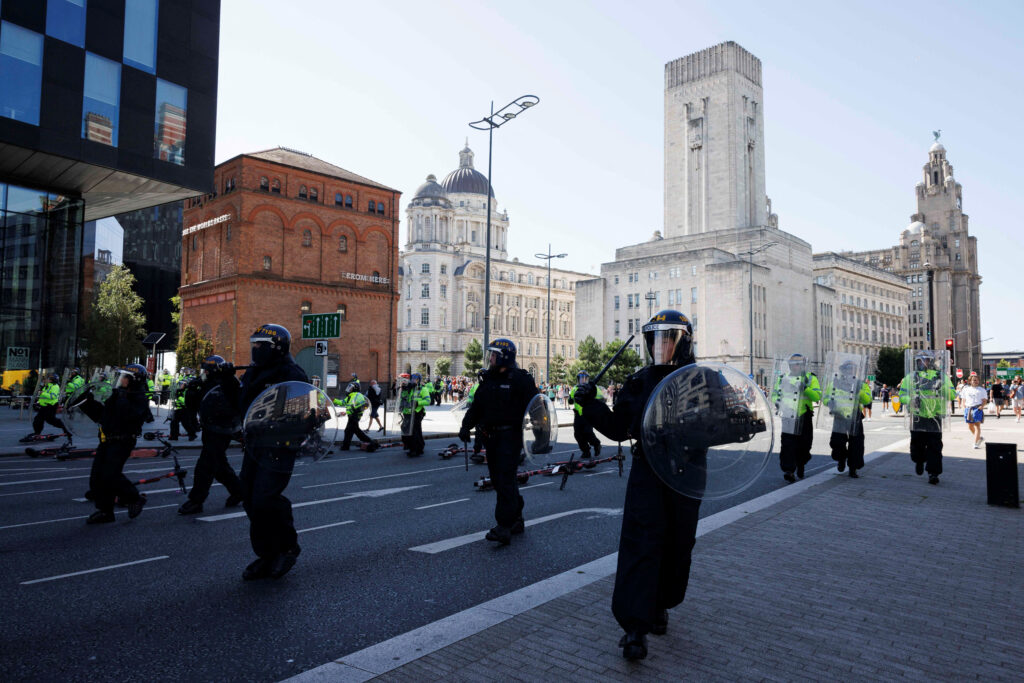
[200,355,227,378]
[787,353,807,375]
[642,310,694,366]
[250,323,291,366]
[345,381,359,394]
[577,371,590,384]
[48,372,59,382]
[71,367,81,376]
[118,363,149,390]
[914,353,937,372]
[410,373,422,385]
[838,359,857,376]
[487,338,517,369]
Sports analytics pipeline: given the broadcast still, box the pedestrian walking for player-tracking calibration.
[1010,377,1024,422]
[365,379,385,432]
[989,379,1005,419]
[880,384,891,413]
[960,373,988,449]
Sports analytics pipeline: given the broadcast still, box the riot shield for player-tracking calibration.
[816,352,867,437]
[63,380,113,435]
[199,385,241,435]
[902,349,951,433]
[522,394,559,466]
[641,363,773,501]
[450,397,469,417]
[243,381,338,470]
[771,355,809,435]
[397,389,416,436]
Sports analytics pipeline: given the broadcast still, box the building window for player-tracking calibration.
[335,192,343,206]
[614,320,620,336]
[628,319,634,334]
[439,264,447,275]
[154,79,187,165]
[614,295,620,310]
[0,22,44,125]
[421,263,430,274]
[440,284,447,299]
[337,304,347,321]
[226,224,231,241]
[345,195,353,208]
[191,235,197,250]
[260,176,269,191]
[300,301,312,314]
[298,185,307,200]
[263,256,271,271]
[311,187,319,202]
[377,201,385,215]
[421,309,429,326]
[47,0,88,47]
[421,284,429,298]
[272,179,281,193]
[302,229,312,247]
[420,338,428,351]
[82,52,121,146]
[123,0,158,74]
[367,200,375,212]
[338,235,348,252]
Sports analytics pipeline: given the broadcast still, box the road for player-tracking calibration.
[0,419,909,681]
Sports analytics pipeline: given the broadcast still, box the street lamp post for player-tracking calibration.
[535,244,567,382]
[645,290,657,319]
[738,242,777,378]
[469,95,540,355]
[924,263,935,350]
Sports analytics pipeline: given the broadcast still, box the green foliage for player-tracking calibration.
[575,336,603,376]
[416,362,429,376]
[549,354,567,385]
[435,356,452,377]
[464,339,483,374]
[85,264,147,367]
[176,324,214,372]
[874,346,906,387]
[996,358,1010,368]
[170,294,182,326]
[600,339,643,385]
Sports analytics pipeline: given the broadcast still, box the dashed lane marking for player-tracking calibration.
[303,465,464,490]
[414,498,469,510]
[297,520,355,534]
[197,485,430,522]
[0,487,63,497]
[20,556,169,585]
[0,503,180,530]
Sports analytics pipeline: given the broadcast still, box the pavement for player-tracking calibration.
[290,410,1024,682]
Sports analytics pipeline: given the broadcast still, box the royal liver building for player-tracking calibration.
[397,145,592,379]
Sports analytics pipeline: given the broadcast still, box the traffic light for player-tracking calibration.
[945,338,955,354]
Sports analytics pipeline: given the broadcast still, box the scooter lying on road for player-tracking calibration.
[439,442,486,463]
[18,432,67,444]
[473,445,626,491]
[81,432,188,501]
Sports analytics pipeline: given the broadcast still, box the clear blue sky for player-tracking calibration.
[216,0,1023,353]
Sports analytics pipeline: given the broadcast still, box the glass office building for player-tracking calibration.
[0,0,219,373]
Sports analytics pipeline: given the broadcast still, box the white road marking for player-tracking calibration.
[316,456,367,463]
[20,556,169,585]
[414,498,469,510]
[0,466,182,487]
[297,520,355,534]
[303,465,463,489]
[409,507,623,554]
[0,468,69,475]
[197,485,430,522]
[0,503,179,530]
[518,482,554,490]
[0,487,64,497]
[584,469,617,477]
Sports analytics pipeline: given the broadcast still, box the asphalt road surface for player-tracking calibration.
[0,420,909,681]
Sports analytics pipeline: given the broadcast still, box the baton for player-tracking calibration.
[591,334,635,387]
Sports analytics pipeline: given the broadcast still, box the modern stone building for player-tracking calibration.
[843,140,982,373]
[397,145,592,380]
[812,252,911,370]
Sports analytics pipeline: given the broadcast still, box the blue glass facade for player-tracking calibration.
[82,51,120,145]
[0,21,43,124]
[45,0,86,47]
[122,0,157,73]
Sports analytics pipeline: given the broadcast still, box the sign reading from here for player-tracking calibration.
[6,347,30,370]
[302,313,341,339]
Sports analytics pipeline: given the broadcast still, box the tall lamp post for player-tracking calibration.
[469,95,540,355]
[923,263,935,350]
[645,290,657,319]
[535,244,567,382]
[738,241,777,378]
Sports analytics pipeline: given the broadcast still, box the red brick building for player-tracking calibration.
[180,147,400,391]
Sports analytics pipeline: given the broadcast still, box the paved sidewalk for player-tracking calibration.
[295,418,1023,681]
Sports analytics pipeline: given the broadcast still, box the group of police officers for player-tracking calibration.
[26,307,961,662]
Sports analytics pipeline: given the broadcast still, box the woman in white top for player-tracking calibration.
[960,374,989,449]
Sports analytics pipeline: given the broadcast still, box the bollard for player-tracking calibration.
[984,442,1020,508]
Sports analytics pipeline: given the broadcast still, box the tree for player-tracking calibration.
[549,354,568,385]
[170,294,182,327]
[84,264,147,367]
[464,339,483,374]
[575,336,603,376]
[435,356,452,377]
[176,324,214,372]
[874,346,906,388]
[996,358,1010,368]
[600,339,643,385]
[416,362,429,377]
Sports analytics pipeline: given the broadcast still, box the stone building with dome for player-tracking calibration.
[397,145,594,379]
[841,140,983,373]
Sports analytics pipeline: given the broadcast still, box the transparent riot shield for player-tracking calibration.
[397,387,416,436]
[450,397,470,418]
[771,354,809,435]
[63,380,114,435]
[641,363,773,501]
[522,394,559,466]
[199,384,241,435]
[57,368,72,403]
[243,381,339,470]
[816,352,868,437]
[902,349,951,433]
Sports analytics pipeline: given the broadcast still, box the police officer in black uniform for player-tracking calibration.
[83,364,155,524]
[459,338,539,546]
[568,371,602,459]
[237,324,309,580]
[575,310,701,661]
[178,355,244,515]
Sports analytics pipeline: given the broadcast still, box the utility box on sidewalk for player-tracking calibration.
[985,443,1020,508]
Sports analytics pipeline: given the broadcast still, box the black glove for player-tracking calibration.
[458,426,472,443]
[220,362,235,377]
[574,382,597,404]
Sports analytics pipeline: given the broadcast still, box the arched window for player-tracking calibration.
[345,195,353,208]
[271,179,281,194]
[302,229,312,247]
[338,235,348,252]
[300,301,312,314]
[335,192,343,206]
[259,176,269,191]
[299,185,308,200]
[310,188,318,202]
[367,200,375,212]
[376,201,385,215]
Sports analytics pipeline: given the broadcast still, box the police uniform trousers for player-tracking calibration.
[613,450,701,634]
[483,427,524,528]
[829,427,865,471]
[910,418,943,476]
[89,437,141,513]
[407,411,425,455]
[188,431,242,504]
[33,404,68,435]
[239,449,297,559]
[572,414,601,456]
[779,411,814,474]
[170,408,199,439]
[343,413,371,448]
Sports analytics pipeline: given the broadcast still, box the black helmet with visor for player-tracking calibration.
[642,310,694,366]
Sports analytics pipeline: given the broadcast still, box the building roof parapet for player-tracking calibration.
[665,41,762,89]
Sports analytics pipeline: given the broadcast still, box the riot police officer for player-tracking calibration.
[65,368,85,399]
[568,371,602,459]
[825,360,872,478]
[238,324,309,580]
[899,353,955,484]
[33,373,71,439]
[83,364,155,524]
[169,374,200,441]
[771,353,821,483]
[459,339,539,546]
[400,373,431,456]
[178,355,244,515]
[575,310,701,661]
[336,381,379,451]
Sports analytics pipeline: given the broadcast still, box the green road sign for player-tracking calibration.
[866,374,876,383]
[301,313,341,339]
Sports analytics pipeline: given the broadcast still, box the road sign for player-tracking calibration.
[302,313,341,339]
[314,340,328,356]
[956,368,963,379]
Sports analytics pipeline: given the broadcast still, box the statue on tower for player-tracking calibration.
[932,129,941,142]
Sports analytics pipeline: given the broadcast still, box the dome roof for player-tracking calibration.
[929,141,945,153]
[413,174,448,201]
[440,145,494,198]
[906,220,925,234]
[944,174,955,184]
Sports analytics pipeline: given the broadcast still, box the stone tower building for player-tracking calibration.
[664,41,767,238]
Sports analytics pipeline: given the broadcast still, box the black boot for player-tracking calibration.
[127,494,147,519]
[836,457,846,472]
[485,525,512,545]
[651,609,669,635]
[928,474,939,485]
[784,472,796,483]
[511,517,525,535]
[594,443,602,456]
[848,468,859,478]
[268,544,301,579]
[178,499,203,515]
[242,557,271,581]
[618,632,648,660]
[86,510,115,525]
[915,461,924,475]
[796,463,805,479]
[225,494,243,508]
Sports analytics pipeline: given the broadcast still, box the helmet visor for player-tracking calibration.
[644,325,690,365]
